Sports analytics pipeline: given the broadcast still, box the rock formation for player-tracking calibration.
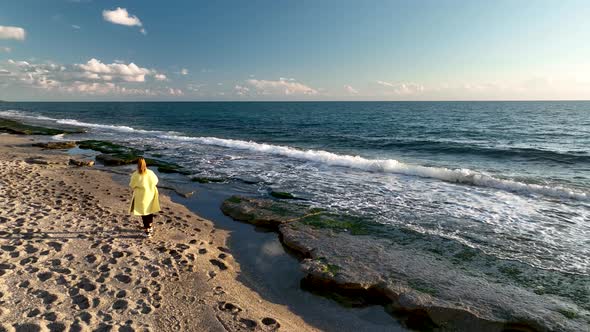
[221,195,590,332]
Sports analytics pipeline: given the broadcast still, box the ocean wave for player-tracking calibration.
[55,119,148,133]
[1,109,587,201]
[0,110,158,134]
[0,110,55,121]
[159,134,589,202]
[377,139,590,164]
[51,133,65,141]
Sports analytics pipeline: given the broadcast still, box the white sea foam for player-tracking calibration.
[0,110,54,121]
[0,110,157,134]
[55,119,147,133]
[159,134,589,202]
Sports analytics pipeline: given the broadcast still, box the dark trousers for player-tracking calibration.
[141,214,154,229]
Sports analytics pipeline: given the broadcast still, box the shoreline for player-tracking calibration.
[0,134,315,331]
[163,178,402,332]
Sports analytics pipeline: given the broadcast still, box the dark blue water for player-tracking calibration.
[1,101,589,274]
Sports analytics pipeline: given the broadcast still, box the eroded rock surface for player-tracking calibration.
[221,196,311,228]
[79,140,189,175]
[69,158,95,167]
[33,141,77,149]
[221,196,590,332]
[0,118,83,136]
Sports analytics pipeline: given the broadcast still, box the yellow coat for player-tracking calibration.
[129,169,161,216]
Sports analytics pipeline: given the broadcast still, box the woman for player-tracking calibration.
[129,158,160,237]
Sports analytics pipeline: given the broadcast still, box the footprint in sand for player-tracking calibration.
[240,318,257,330]
[115,290,126,298]
[46,322,66,332]
[218,301,242,314]
[27,308,41,317]
[42,311,57,322]
[213,286,225,295]
[71,294,91,310]
[209,259,228,271]
[78,311,93,325]
[13,323,42,332]
[37,271,53,282]
[261,317,281,330]
[217,247,231,254]
[112,299,128,310]
[76,278,97,292]
[33,289,60,306]
[84,254,97,264]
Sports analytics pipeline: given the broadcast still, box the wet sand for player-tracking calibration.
[0,134,315,332]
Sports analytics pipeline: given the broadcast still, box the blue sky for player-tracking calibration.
[0,0,589,101]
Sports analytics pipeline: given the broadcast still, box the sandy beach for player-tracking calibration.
[0,134,315,332]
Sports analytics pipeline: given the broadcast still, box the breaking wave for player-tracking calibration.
[159,134,589,202]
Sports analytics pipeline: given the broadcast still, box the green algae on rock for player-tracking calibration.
[0,118,84,136]
[220,195,306,228]
[32,141,77,149]
[147,159,191,175]
[78,140,189,174]
[221,195,373,235]
[95,153,140,166]
[269,191,298,199]
[78,140,139,155]
[191,176,226,184]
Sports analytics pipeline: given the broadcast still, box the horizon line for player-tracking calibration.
[2,99,590,103]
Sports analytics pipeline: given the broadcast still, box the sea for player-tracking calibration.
[1,101,589,277]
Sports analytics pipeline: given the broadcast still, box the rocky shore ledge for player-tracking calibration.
[221,196,590,332]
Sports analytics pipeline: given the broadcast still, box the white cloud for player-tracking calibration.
[376,80,394,88]
[180,68,189,75]
[0,26,26,40]
[187,83,204,92]
[376,80,424,95]
[344,85,358,94]
[77,58,152,82]
[0,47,11,53]
[102,8,144,34]
[168,88,183,96]
[2,58,174,97]
[234,85,250,96]
[61,82,161,96]
[246,78,318,96]
[154,74,167,81]
[72,25,81,30]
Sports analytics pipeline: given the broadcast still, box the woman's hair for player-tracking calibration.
[137,158,147,174]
